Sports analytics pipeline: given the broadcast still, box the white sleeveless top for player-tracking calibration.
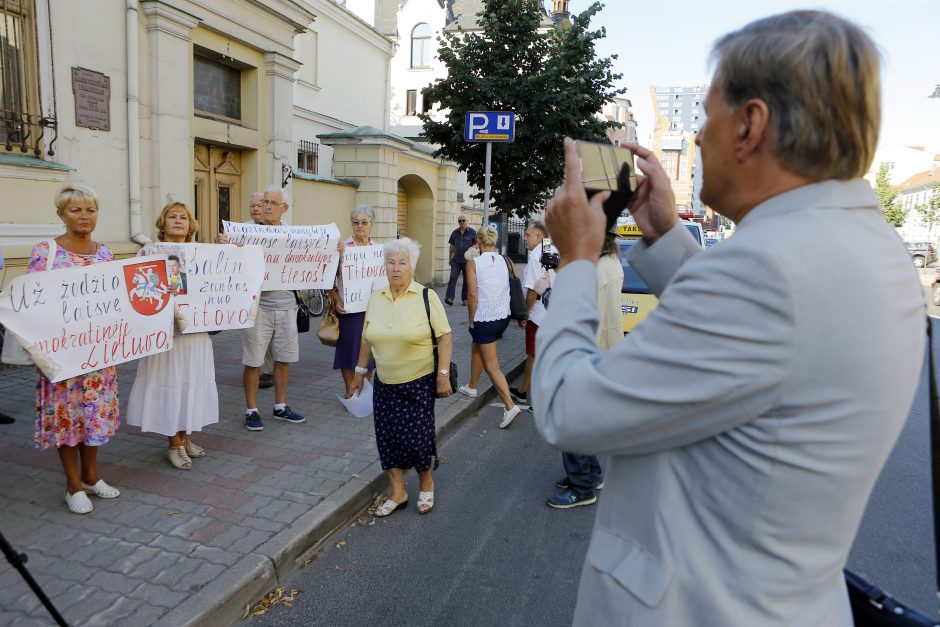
[472,252,511,322]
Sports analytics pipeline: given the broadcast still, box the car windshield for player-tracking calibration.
[617,240,652,294]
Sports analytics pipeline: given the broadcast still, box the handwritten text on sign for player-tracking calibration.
[0,255,174,382]
[222,221,341,290]
[341,245,387,314]
[144,243,264,333]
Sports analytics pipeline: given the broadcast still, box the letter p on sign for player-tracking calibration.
[466,113,488,140]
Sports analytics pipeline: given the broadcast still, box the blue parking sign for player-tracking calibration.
[464,111,515,142]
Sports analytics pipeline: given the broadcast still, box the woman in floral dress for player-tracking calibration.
[30,183,121,514]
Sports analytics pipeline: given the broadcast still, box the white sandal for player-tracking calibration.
[166,446,192,471]
[183,439,206,458]
[82,479,121,498]
[65,491,93,514]
[417,491,434,514]
[374,498,408,517]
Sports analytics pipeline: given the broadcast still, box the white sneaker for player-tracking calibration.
[458,385,478,398]
[499,405,522,429]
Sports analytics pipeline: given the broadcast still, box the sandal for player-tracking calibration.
[166,446,192,470]
[374,498,408,517]
[65,491,93,514]
[81,479,120,499]
[417,491,434,514]
[183,438,206,458]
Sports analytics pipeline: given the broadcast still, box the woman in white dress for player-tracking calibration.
[127,202,219,470]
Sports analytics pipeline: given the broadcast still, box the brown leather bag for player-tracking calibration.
[317,291,340,346]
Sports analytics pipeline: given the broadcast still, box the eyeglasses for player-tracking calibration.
[262,200,284,206]
[458,219,467,223]
[352,220,371,226]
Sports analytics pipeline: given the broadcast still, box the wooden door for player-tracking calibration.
[193,144,242,242]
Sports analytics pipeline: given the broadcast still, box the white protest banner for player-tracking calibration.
[340,245,387,314]
[222,221,341,290]
[143,243,264,333]
[0,255,174,382]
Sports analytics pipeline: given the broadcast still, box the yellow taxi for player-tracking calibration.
[616,221,705,333]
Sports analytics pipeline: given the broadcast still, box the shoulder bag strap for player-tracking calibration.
[45,238,57,271]
[501,254,516,279]
[423,287,440,371]
[928,318,940,597]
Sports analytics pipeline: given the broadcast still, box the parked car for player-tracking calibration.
[617,238,659,333]
[705,237,720,248]
[932,273,940,306]
[905,241,938,268]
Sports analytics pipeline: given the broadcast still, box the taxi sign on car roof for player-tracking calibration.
[616,224,644,237]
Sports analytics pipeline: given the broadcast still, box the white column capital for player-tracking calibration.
[141,1,201,41]
[264,52,302,81]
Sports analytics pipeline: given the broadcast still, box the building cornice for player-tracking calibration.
[264,51,302,80]
[300,0,396,56]
[141,2,202,41]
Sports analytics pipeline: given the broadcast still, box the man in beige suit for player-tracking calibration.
[534,11,925,626]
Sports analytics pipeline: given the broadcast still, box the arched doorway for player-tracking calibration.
[397,174,435,284]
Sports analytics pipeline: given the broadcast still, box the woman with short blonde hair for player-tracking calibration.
[127,201,219,470]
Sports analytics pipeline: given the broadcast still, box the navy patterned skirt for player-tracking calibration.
[373,372,439,473]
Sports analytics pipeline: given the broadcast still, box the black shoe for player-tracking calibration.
[547,488,597,509]
[509,387,528,403]
[445,298,454,306]
[0,413,14,424]
[555,477,604,491]
[258,373,273,389]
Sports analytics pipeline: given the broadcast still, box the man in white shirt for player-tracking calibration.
[510,221,552,404]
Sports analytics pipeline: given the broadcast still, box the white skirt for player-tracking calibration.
[126,333,219,436]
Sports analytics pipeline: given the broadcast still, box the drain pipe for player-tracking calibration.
[126,0,148,245]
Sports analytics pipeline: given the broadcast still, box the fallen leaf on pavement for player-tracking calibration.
[244,586,301,617]
[335,541,346,548]
[167,511,181,516]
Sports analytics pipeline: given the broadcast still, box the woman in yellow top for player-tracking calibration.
[351,238,454,516]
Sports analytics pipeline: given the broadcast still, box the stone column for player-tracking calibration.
[263,52,301,219]
[141,2,200,217]
[435,161,459,284]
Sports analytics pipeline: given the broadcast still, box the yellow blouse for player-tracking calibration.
[363,280,451,384]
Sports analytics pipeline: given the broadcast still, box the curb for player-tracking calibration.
[161,357,527,627]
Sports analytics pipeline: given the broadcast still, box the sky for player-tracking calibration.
[567,0,940,153]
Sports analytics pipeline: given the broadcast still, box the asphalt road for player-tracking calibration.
[249,324,938,625]
[250,401,597,627]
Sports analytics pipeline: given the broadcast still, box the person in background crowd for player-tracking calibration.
[244,191,274,389]
[510,220,552,404]
[547,233,622,508]
[445,214,476,305]
[533,11,924,625]
[458,225,521,429]
[30,184,121,514]
[240,186,304,432]
[0,247,13,425]
[127,202,219,470]
[333,205,377,399]
[351,238,453,516]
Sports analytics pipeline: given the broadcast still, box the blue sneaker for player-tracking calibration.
[245,411,264,432]
[272,405,305,424]
[546,488,597,509]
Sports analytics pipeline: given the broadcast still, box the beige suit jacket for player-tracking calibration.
[533,179,926,626]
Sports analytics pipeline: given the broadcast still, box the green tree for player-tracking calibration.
[874,163,906,227]
[914,182,940,241]
[420,0,624,218]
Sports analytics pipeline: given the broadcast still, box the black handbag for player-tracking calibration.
[502,255,528,321]
[294,291,312,333]
[843,319,939,626]
[422,288,458,397]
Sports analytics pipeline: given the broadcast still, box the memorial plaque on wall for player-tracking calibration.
[71,67,110,131]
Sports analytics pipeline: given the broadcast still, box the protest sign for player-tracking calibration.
[0,255,174,382]
[340,245,387,314]
[143,243,264,333]
[222,221,341,290]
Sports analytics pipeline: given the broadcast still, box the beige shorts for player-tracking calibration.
[242,307,299,366]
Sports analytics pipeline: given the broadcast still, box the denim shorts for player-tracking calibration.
[469,317,510,345]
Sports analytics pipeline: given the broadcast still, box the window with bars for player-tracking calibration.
[0,0,56,156]
[297,140,319,175]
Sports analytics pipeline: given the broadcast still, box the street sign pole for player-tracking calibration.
[483,142,492,224]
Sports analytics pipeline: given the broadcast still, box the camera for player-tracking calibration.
[540,237,559,271]
[575,140,638,232]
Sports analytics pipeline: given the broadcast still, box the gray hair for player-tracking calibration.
[383,237,420,270]
[264,185,289,205]
[710,10,880,180]
[528,220,547,237]
[249,192,263,201]
[350,204,375,223]
[55,182,99,213]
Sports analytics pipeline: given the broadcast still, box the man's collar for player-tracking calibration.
[738,178,877,228]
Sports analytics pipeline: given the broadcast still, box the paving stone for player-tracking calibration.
[147,534,200,555]
[78,595,143,626]
[188,545,241,567]
[150,554,202,588]
[118,600,167,627]
[173,561,227,594]
[128,582,190,609]
[132,551,185,580]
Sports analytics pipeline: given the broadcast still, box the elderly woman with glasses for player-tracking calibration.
[333,205,378,399]
[350,238,453,516]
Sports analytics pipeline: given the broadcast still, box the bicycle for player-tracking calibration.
[297,288,328,317]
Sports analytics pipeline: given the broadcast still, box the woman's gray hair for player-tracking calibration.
[383,237,420,270]
[710,10,880,180]
[55,183,99,213]
[350,204,375,223]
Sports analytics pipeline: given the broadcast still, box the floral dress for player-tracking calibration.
[29,241,120,450]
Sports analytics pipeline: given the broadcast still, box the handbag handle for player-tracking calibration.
[422,287,440,371]
[501,254,517,279]
[928,319,940,600]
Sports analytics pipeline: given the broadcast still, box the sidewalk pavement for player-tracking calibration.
[0,285,527,627]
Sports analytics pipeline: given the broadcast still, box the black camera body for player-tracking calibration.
[539,250,559,271]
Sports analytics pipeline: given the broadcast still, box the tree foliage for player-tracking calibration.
[874,163,906,227]
[420,0,625,218]
[914,181,940,239]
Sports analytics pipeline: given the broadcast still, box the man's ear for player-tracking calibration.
[735,98,770,161]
